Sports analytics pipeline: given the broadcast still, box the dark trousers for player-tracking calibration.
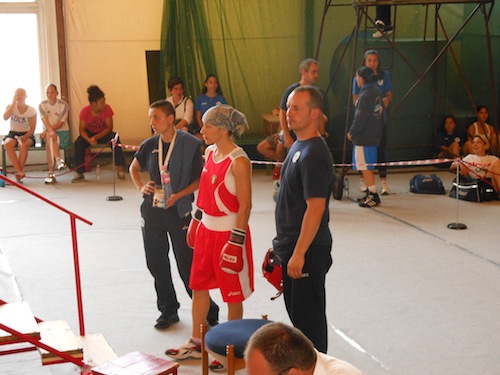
[282,244,332,353]
[140,201,219,321]
[376,6,391,26]
[74,130,125,174]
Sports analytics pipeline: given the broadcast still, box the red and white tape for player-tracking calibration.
[249,158,455,168]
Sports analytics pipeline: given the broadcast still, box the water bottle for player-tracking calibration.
[96,164,101,182]
[0,168,5,188]
[162,171,173,199]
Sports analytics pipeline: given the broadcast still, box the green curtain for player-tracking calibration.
[160,0,219,104]
[160,1,307,137]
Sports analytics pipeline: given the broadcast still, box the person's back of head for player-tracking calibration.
[357,66,378,85]
[245,322,316,374]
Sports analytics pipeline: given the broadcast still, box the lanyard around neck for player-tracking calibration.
[158,130,177,172]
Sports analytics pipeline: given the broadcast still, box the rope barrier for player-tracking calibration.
[4,140,113,180]
[4,138,500,186]
[117,143,139,151]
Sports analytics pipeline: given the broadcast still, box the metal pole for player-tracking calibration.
[106,137,123,201]
[448,162,467,230]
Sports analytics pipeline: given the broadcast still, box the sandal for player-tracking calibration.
[15,171,26,182]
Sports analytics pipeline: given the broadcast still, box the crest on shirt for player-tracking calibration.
[292,151,301,163]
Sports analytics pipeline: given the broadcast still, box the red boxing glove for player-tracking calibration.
[220,228,246,274]
[186,209,202,249]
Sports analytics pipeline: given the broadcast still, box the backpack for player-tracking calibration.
[449,176,496,202]
[409,174,445,195]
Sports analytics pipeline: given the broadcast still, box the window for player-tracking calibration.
[0,0,59,134]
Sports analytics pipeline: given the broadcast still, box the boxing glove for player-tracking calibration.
[220,228,246,274]
[186,209,202,249]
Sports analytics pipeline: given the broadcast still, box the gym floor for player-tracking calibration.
[1,165,499,374]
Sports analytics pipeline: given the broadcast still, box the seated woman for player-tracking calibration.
[436,114,466,158]
[194,74,227,135]
[39,84,69,184]
[451,134,500,193]
[166,77,194,132]
[72,85,126,182]
[463,105,497,155]
[2,88,37,182]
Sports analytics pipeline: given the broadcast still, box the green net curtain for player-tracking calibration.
[160,0,307,136]
[160,0,218,106]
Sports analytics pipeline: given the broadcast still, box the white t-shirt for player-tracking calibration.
[313,351,365,375]
[166,96,194,126]
[462,154,499,179]
[8,104,37,133]
[39,99,69,131]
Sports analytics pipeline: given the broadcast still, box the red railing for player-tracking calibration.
[0,173,92,365]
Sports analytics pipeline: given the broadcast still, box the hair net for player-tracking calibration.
[202,104,249,137]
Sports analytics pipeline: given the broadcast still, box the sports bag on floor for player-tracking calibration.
[449,176,496,202]
[409,174,445,195]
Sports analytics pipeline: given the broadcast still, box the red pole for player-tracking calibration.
[0,322,85,367]
[70,215,85,336]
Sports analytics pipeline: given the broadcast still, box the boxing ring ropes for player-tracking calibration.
[314,0,497,185]
[2,136,497,201]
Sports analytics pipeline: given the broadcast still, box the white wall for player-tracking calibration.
[65,0,164,147]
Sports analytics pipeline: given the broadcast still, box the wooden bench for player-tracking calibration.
[74,141,139,172]
[1,138,139,173]
[1,142,67,172]
[1,131,71,171]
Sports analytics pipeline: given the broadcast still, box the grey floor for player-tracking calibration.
[0,165,499,374]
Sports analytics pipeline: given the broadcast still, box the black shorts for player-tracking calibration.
[5,131,36,145]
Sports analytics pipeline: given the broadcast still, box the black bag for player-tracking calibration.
[409,174,445,195]
[449,176,496,202]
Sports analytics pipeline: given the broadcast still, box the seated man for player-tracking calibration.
[451,134,500,193]
[245,322,365,375]
[256,130,289,164]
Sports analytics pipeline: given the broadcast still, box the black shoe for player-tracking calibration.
[154,313,179,330]
[356,191,369,203]
[359,193,381,208]
[373,21,394,38]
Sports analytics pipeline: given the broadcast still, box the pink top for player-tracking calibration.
[79,104,114,133]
